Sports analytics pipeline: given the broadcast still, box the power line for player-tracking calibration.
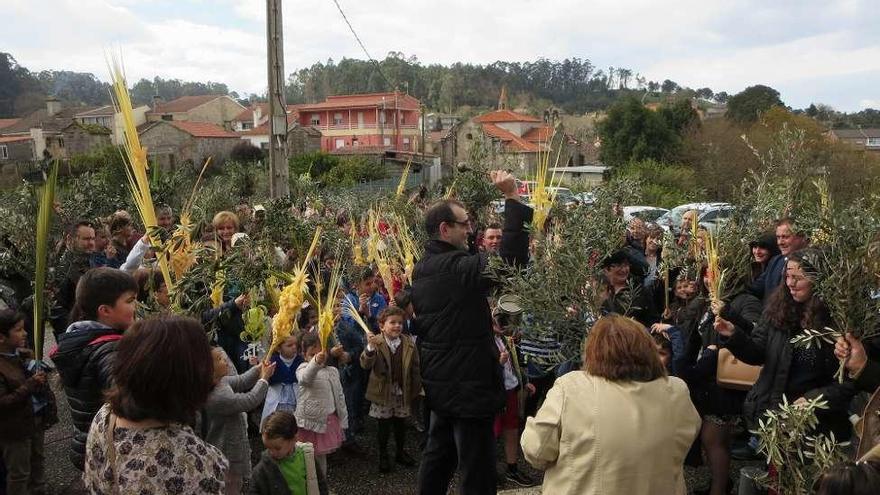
[329,0,392,88]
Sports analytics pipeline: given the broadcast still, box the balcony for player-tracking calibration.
[309,123,418,131]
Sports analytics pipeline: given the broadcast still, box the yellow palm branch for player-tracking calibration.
[268,227,322,357]
[107,52,172,290]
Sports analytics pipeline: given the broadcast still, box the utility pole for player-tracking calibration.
[266,0,289,198]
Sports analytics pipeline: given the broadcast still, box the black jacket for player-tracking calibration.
[677,292,762,417]
[52,320,121,470]
[412,199,531,418]
[723,316,856,438]
[749,254,786,303]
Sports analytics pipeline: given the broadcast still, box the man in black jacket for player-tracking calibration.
[413,170,532,495]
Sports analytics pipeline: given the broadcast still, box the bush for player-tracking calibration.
[230,141,265,163]
[289,151,340,178]
[610,159,705,208]
[321,156,385,187]
[67,145,126,175]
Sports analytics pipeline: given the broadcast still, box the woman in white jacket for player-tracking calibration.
[522,314,701,495]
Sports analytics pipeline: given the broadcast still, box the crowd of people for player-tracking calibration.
[0,168,879,495]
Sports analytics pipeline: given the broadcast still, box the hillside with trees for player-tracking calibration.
[3,51,877,130]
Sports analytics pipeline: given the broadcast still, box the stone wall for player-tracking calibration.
[139,123,195,170]
[64,125,112,157]
[287,127,321,156]
[187,97,246,128]
[194,137,240,166]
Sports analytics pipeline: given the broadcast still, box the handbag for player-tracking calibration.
[716,348,762,391]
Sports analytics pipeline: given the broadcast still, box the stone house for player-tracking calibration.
[138,120,241,169]
[0,98,97,160]
[75,105,149,146]
[0,136,34,162]
[60,121,112,157]
[147,95,246,129]
[239,113,321,157]
[826,128,880,152]
[443,109,585,177]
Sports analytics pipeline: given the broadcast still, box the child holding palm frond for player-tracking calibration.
[295,332,347,495]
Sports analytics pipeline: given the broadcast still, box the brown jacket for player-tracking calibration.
[0,352,37,441]
[360,335,421,408]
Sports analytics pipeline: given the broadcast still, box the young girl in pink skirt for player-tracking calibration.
[295,332,348,495]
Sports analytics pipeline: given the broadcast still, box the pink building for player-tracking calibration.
[294,92,421,152]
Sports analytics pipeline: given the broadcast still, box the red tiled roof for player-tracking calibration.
[0,135,32,144]
[152,95,225,114]
[473,110,542,124]
[233,103,267,122]
[522,125,553,142]
[169,121,240,138]
[481,124,541,153]
[297,92,420,111]
[0,118,20,130]
[1,106,97,135]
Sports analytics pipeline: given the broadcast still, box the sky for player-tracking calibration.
[3,0,878,112]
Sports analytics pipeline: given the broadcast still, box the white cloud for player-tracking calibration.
[860,99,880,110]
[643,31,880,94]
[2,0,877,110]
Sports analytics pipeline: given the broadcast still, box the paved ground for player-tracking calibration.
[40,330,761,494]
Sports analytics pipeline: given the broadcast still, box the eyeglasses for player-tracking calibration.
[446,219,470,228]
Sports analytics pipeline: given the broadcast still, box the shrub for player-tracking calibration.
[230,141,265,163]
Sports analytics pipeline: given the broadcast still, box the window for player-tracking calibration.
[403,137,410,150]
[383,137,391,147]
[335,138,345,149]
[353,138,359,147]
[0,145,8,160]
[334,113,343,126]
[161,115,173,121]
[379,112,387,124]
[867,137,880,147]
[310,114,320,126]
[357,112,364,128]
[242,122,253,130]
[401,114,406,124]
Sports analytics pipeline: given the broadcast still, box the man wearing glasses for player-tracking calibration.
[412,171,532,495]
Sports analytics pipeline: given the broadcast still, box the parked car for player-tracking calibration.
[491,187,574,214]
[623,206,669,223]
[656,202,731,234]
[573,192,595,206]
[698,204,736,232]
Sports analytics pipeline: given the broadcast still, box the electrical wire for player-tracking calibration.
[329,0,393,88]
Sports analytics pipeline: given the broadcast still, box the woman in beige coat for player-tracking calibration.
[521,314,701,495]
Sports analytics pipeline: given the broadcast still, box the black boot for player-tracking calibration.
[393,417,417,467]
[378,418,392,473]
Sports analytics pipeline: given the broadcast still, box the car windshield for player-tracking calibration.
[551,189,574,201]
[638,209,667,222]
[659,205,693,225]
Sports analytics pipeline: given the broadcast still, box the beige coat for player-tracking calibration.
[360,334,421,408]
[521,371,701,495]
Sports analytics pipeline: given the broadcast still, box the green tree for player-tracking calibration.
[597,97,679,166]
[725,84,784,124]
[660,99,700,133]
[288,151,340,178]
[611,159,704,208]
